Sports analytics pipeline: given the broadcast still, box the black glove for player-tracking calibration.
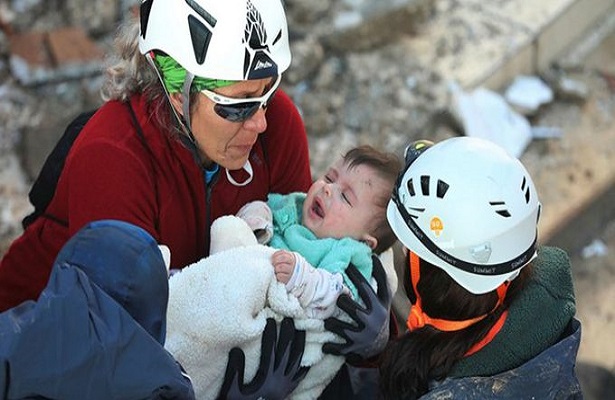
[217,318,310,400]
[322,256,392,362]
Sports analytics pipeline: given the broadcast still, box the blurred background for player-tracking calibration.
[1,0,614,397]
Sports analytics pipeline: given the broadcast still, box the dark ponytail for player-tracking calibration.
[379,254,532,400]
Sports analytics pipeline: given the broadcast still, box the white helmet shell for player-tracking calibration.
[387,137,541,294]
[138,0,291,80]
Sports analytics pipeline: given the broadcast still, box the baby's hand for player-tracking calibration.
[236,200,273,244]
[272,250,296,284]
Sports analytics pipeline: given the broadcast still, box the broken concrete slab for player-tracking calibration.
[47,27,104,80]
[8,27,104,86]
[320,0,435,52]
[8,31,51,85]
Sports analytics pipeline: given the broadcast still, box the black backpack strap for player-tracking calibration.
[22,102,160,231]
[22,110,97,229]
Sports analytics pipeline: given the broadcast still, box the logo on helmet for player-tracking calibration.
[430,217,443,237]
[254,59,273,70]
[243,0,278,79]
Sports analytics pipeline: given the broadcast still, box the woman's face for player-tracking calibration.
[181,77,275,170]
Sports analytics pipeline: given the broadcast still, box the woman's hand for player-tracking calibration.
[322,255,392,362]
[217,318,309,400]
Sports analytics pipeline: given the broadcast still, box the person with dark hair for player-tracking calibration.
[381,137,582,399]
[0,1,394,398]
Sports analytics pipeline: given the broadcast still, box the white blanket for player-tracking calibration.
[165,216,347,400]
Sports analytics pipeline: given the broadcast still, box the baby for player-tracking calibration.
[238,145,401,318]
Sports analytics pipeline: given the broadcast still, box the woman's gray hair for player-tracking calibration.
[100,19,198,138]
[100,19,161,102]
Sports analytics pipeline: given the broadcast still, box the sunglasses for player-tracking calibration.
[200,75,281,123]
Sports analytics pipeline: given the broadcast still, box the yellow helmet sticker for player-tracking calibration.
[430,217,443,237]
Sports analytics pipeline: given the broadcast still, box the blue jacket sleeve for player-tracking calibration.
[0,262,195,400]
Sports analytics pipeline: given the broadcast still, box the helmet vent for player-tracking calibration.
[490,201,511,218]
[188,15,213,64]
[185,0,217,27]
[521,176,531,203]
[408,207,425,219]
[406,178,416,196]
[140,0,154,39]
[420,175,430,196]
[273,29,282,46]
[408,176,449,198]
[436,180,449,198]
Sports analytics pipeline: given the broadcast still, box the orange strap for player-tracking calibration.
[464,309,508,356]
[406,252,508,335]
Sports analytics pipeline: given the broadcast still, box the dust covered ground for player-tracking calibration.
[525,27,615,397]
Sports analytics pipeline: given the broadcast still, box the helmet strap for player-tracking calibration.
[181,72,195,133]
[146,52,196,143]
[406,252,508,333]
[464,309,508,356]
[391,175,537,277]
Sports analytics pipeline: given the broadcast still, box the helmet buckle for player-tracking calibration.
[470,243,492,263]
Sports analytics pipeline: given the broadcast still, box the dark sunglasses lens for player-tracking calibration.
[214,102,261,122]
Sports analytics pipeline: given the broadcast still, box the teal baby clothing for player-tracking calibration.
[267,192,373,299]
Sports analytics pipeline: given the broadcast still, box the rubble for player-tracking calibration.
[504,75,554,116]
[0,1,614,397]
[8,27,104,85]
[450,82,535,157]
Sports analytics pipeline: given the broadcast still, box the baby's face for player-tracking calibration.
[302,159,388,243]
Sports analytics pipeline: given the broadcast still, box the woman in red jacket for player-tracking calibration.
[0,0,311,311]
[0,1,392,398]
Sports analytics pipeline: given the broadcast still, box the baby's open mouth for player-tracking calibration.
[312,199,325,218]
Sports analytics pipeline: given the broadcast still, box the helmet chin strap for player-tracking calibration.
[181,72,195,134]
[226,160,253,186]
[146,53,197,144]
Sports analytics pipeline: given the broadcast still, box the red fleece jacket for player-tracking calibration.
[0,90,311,311]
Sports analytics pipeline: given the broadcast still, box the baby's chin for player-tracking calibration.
[302,216,324,238]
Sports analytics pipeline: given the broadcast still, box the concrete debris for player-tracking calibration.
[449,82,532,158]
[320,0,435,52]
[556,76,590,102]
[531,126,564,139]
[8,27,104,86]
[542,68,590,103]
[505,75,554,116]
[602,71,615,92]
[581,239,608,259]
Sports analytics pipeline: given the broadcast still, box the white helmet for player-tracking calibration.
[387,137,541,294]
[138,0,291,80]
